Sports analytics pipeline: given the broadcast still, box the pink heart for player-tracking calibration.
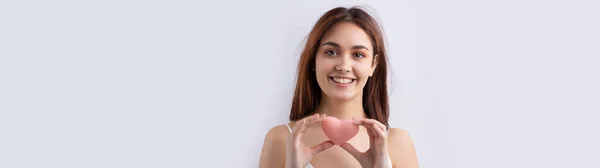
[321,116,359,145]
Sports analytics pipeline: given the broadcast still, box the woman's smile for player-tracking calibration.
[329,76,356,87]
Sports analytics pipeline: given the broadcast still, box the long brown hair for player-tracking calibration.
[289,6,390,127]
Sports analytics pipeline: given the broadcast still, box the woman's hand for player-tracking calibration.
[285,114,335,168]
[340,118,391,168]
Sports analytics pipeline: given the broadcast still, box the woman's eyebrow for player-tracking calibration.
[351,45,369,51]
[321,41,369,51]
[322,41,340,48]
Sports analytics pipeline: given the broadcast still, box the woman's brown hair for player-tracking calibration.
[289,6,390,127]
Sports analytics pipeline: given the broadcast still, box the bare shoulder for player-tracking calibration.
[387,127,419,168]
[265,124,291,142]
[388,128,410,141]
[387,128,415,153]
[259,124,291,168]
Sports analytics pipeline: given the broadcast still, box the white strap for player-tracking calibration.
[285,124,292,133]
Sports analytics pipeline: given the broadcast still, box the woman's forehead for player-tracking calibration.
[320,22,373,50]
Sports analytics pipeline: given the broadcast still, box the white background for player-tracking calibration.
[1,0,599,167]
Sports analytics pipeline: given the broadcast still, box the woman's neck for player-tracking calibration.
[316,93,366,120]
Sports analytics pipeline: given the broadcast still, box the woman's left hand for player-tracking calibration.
[340,118,391,168]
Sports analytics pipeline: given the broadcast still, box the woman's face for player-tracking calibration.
[315,22,377,101]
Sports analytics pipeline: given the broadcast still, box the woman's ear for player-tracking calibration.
[370,54,378,76]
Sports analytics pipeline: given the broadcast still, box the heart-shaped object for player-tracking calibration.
[321,116,359,145]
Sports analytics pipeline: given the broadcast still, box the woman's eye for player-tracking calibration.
[354,53,365,58]
[325,50,337,56]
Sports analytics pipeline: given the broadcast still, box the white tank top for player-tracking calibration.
[284,124,393,168]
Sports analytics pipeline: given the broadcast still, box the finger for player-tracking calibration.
[359,119,387,138]
[361,119,387,132]
[294,114,318,132]
[292,117,305,133]
[362,123,381,139]
[371,126,387,139]
[367,122,386,138]
[351,117,377,138]
[376,124,388,136]
[352,117,364,125]
[300,114,323,132]
[340,143,363,159]
[290,119,307,141]
[311,140,334,155]
[304,114,328,130]
[306,113,325,125]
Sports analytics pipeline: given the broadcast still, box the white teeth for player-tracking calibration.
[332,77,353,84]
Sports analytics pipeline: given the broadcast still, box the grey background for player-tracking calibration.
[1,0,599,167]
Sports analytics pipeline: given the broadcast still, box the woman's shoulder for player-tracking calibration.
[263,122,296,144]
[387,127,413,145]
[387,127,409,137]
[386,127,419,167]
[260,123,295,167]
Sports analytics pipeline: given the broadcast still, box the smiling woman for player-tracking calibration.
[259,6,418,168]
[315,22,378,103]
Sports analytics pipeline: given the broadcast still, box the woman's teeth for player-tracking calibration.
[332,77,354,84]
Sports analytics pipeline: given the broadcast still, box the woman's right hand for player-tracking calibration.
[285,114,334,168]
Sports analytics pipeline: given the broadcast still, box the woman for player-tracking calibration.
[259,6,419,168]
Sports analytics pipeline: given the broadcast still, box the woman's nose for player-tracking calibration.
[334,54,352,72]
[335,64,351,72]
